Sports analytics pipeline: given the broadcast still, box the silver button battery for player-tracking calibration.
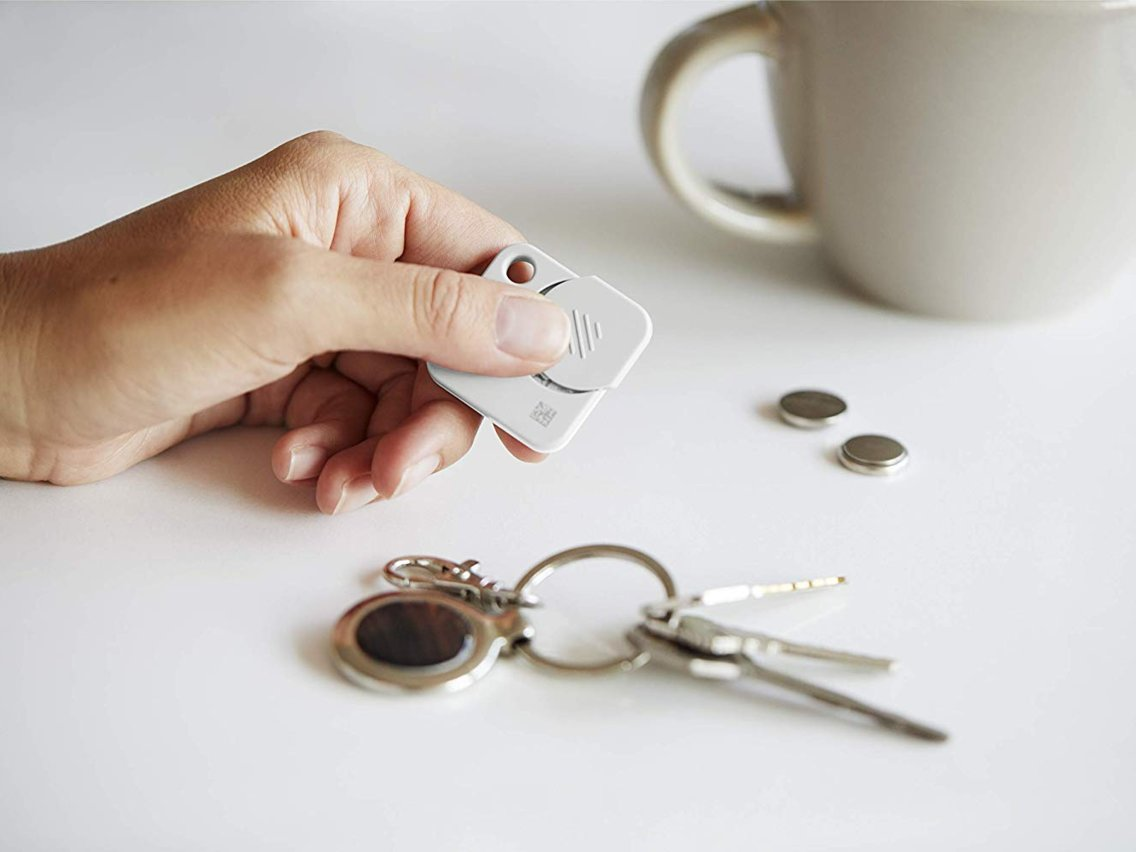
[778,390,847,429]
[839,435,909,476]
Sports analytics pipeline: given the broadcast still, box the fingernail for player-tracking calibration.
[333,474,380,515]
[392,453,442,499]
[495,295,570,361]
[285,446,328,481]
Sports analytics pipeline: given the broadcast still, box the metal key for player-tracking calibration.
[642,575,848,621]
[627,626,947,742]
[643,575,894,668]
[646,613,897,670]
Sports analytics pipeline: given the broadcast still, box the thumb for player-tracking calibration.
[292,250,571,376]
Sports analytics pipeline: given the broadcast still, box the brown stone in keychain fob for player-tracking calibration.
[354,600,474,668]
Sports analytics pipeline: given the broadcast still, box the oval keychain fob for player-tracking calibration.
[427,244,652,452]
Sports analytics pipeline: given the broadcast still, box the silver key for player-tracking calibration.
[643,575,847,621]
[628,626,948,742]
[643,574,894,668]
[646,613,897,670]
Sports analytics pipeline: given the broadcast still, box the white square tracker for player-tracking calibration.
[427,243,652,453]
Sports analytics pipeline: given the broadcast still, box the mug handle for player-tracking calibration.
[640,4,815,243]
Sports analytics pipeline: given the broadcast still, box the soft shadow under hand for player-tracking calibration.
[156,426,314,516]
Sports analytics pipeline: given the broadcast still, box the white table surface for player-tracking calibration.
[2,2,1134,849]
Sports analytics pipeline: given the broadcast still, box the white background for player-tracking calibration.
[2,2,1134,849]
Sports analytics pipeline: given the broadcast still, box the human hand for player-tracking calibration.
[0,131,570,512]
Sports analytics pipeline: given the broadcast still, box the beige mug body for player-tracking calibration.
[641,2,1136,320]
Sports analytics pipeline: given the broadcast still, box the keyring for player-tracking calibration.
[512,544,677,675]
[328,544,949,741]
[331,544,675,692]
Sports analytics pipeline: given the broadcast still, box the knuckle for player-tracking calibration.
[414,267,476,341]
[269,131,397,201]
[268,131,356,179]
[284,129,349,157]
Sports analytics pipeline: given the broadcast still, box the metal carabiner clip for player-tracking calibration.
[383,555,540,612]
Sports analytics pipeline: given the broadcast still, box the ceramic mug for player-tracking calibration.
[641,2,1136,320]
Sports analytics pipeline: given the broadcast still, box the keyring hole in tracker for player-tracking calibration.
[518,555,670,668]
[506,258,535,284]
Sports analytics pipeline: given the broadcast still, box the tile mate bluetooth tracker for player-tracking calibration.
[427,243,652,453]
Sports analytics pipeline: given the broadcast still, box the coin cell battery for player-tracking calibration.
[839,435,909,476]
[778,390,848,429]
[428,244,652,453]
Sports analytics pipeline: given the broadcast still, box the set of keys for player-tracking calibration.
[331,544,947,742]
[632,583,946,741]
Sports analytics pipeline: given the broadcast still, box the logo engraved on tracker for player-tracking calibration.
[530,401,557,427]
[567,309,602,359]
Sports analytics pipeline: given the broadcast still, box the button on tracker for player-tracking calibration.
[541,276,651,392]
[427,244,652,452]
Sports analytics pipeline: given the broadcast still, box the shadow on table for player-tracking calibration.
[156,426,315,516]
[295,621,349,687]
[625,660,948,744]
